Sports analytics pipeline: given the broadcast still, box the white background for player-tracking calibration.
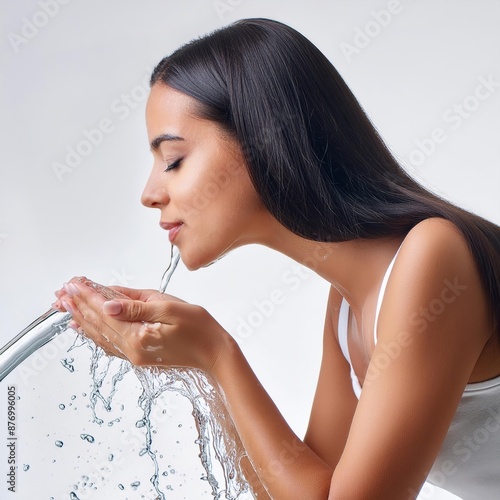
[1,0,499,499]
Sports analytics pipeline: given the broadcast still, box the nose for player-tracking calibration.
[141,169,169,208]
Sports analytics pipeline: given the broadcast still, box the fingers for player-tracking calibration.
[52,277,193,367]
[62,282,132,357]
[108,285,157,301]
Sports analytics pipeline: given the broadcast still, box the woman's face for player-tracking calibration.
[143,84,269,270]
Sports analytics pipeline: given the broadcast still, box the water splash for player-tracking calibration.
[1,245,253,498]
[61,357,75,372]
[78,246,252,499]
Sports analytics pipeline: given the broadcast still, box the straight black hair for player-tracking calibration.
[150,18,500,340]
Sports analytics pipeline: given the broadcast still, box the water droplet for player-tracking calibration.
[177,423,182,428]
[60,358,75,372]
[55,440,64,448]
[130,481,140,490]
[23,464,30,471]
[71,395,76,400]
[108,454,114,462]
[118,484,125,490]
[107,417,121,427]
[70,493,79,500]
[59,404,65,410]
[162,471,168,477]
[80,434,95,443]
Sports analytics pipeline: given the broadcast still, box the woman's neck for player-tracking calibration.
[258,220,406,318]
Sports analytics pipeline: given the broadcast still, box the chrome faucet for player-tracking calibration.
[0,309,72,381]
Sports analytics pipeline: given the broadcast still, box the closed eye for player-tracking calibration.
[164,158,182,172]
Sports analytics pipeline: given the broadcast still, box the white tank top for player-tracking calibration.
[337,245,500,499]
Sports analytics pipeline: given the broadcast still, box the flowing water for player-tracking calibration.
[73,335,252,499]
[2,246,254,499]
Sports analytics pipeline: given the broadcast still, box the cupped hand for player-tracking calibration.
[53,277,233,375]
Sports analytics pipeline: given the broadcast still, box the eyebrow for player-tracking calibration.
[150,133,185,151]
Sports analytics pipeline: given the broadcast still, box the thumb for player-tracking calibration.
[103,299,147,322]
[103,298,177,324]
[103,300,123,316]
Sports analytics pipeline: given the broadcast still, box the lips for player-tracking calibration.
[160,221,184,243]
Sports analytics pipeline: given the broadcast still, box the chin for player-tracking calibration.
[179,249,215,271]
[179,245,230,271]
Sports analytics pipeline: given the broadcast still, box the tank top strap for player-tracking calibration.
[338,297,362,398]
[373,241,404,345]
[337,298,351,362]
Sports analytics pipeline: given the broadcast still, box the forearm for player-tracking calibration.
[213,339,332,499]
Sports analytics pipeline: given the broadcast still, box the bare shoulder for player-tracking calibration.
[329,217,492,497]
[401,216,470,259]
[384,216,491,344]
[395,216,479,286]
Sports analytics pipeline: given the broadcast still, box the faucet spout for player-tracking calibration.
[0,309,72,381]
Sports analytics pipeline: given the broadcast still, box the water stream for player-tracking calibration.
[1,246,254,499]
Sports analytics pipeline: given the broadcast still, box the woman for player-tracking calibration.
[54,18,500,499]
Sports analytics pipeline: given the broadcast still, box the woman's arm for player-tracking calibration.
[327,218,492,497]
[303,285,359,468]
[57,218,492,499]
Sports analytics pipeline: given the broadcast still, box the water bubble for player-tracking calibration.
[55,440,64,448]
[59,404,66,410]
[80,434,95,443]
[23,464,30,471]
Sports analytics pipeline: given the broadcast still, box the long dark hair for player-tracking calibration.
[150,18,500,339]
